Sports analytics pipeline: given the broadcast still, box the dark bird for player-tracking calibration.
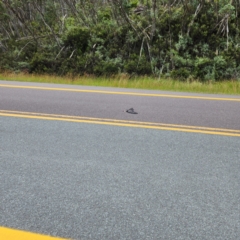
[126,108,138,114]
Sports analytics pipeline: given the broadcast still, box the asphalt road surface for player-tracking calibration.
[0,81,240,240]
[0,80,240,130]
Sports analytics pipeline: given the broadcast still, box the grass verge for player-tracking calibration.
[0,72,239,95]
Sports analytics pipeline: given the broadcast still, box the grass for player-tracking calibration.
[0,71,240,95]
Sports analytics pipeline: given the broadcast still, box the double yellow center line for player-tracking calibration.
[0,110,240,137]
[1,83,240,136]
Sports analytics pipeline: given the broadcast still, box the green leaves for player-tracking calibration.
[1,0,240,80]
[63,27,90,53]
[219,4,236,19]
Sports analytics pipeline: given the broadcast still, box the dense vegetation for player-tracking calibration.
[0,0,240,81]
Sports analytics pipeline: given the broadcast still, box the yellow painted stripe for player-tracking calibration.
[0,227,69,240]
[0,84,240,101]
[1,110,240,134]
[0,112,239,137]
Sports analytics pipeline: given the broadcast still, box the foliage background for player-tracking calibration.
[0,0,240,81]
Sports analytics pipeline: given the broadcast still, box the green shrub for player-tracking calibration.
[63,27,90,54]
[30,53,57,74]
[93,57,122,76]
[124,55,152,75]
[1,1,240,80]
[194,57,213,80]
[171,68,191,80]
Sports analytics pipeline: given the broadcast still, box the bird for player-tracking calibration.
[126,108,138,114]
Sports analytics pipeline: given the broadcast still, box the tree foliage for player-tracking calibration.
[0,0,240,80]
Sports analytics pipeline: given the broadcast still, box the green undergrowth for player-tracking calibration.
[0,72,239,95]
[1,1,240,81]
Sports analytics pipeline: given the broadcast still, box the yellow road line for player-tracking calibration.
[1,110,240,134]
[0,84,240,101]
[0,227,69,240]
[0,111,239,137]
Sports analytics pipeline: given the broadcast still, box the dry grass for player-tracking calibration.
[0,72,240,95]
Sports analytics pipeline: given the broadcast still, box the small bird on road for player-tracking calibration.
[126,108,138,114]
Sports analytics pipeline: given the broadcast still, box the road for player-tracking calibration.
[0,80,240,130]
[0,80,240,239]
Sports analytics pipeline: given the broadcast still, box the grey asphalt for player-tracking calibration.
[1,81,240,239]
[0,80,240,130]
[1,116,240,240]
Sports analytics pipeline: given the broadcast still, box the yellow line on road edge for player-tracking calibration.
[0,227,69,240]
[0,112,240,137]
[0,84,240,101]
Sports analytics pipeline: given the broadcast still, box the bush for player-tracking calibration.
[93,57,122,76]
[124,55,152,75]
[30,53,57,74]
[63,27,90,54]
[171,68,191,80]
[1,1,240,80]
